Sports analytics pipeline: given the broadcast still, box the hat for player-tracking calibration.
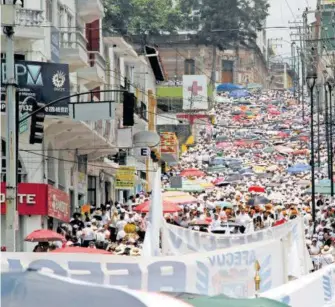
[321,245,333,254]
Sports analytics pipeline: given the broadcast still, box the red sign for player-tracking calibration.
[47,185,70,223]
[0,183,48,215]
[1,183,70,222]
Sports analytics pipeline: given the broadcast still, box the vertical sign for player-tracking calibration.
[50,27,60,63]
[182,75,208,110]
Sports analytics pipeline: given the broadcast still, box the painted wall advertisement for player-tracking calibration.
[115,166,136,190]
[160,132,178,155]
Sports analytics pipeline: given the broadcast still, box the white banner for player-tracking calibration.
[2,239,284,298]
[182,75,208,110]
[162,218,312,278]
[261,264,335,307]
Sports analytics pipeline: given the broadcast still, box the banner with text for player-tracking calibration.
[2,239,284,298]
[162,218,311,277]
[115,166,136,190]
[261,264,335,307]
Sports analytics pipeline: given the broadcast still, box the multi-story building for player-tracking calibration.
[0,0,161,251]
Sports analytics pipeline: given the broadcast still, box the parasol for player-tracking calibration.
[134,199,182,213]
[25,229,66,243]
[51,247,112,254]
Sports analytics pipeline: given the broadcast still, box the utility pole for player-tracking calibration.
[2,1,19,252]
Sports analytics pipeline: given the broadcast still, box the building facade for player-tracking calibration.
[0,0,159,251]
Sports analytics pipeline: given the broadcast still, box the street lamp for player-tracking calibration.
[306,70,317,232]
[326,77,335,197]
[316,83,321,168]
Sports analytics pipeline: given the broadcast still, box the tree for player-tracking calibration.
[103,0,185,37]
[180,0,269,49]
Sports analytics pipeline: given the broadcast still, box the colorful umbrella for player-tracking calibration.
[51,247,112,254]
[180,168,205,177]
[134,200,182,213]
[25,229,66,242]
[248,186,266,193]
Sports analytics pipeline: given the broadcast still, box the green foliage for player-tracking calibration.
[103,0,184,36]
[180,0,269,49]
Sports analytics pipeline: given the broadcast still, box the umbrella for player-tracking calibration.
[217,83,244,92]
[215,201,233,208]
[180,168,205,177]
[51,247,112,254]
[182,294,288,307]
[229,89,250,98]
[248,186,266,193]
[25,229,65,243]
[247,196,270,206]
[2,272,190,307]
[264,147,275,153]
[246,83,263,89]
[134,200,182,213]
[287,163,311,174]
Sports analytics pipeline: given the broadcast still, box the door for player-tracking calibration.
[222,60,234,83]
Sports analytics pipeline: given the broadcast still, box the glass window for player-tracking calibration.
[184,59,195,75]
[46,0,53,23]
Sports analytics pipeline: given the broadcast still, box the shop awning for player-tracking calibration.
[145,45,165,81]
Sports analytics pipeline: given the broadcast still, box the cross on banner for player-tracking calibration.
[188,81,203,96]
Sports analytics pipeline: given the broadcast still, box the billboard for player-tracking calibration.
[182,75,208,110]
[160,132,178,154]
[1,60,70,116]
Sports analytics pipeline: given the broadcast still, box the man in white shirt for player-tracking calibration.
[81,223,95,247]
[115,215,127,241]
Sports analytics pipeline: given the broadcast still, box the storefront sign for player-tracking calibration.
[47,185,70,222]
[1,60,70,116]
[77,172,87,194]
[115,166,136,190]
[0,183,48,215]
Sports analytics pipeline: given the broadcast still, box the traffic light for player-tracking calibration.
[161,161,167,174]
[29,98,45,144]
[150,149,160,162]
[123,91,135,126]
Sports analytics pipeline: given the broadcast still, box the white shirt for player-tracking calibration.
[116,220,127,233]
[82,227,95,241]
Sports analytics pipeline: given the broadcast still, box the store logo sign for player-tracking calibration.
[26,65,43,86]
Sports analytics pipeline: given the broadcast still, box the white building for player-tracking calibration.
[0,0,160,251]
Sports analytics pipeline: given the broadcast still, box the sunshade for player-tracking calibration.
[229,89,250,98]
[51,247,112,254]
[199,182,215,189]
[134,200,182,213]
[163,192,198,204]
[248,186,266,193]
[1,272,190,307]
[180,168,205,177]
[215,201,233,208]
[182,294,288,307]
[217,83,243,92]
[287,163,311,174]
[247,196,270,206]
[25,229,65,242]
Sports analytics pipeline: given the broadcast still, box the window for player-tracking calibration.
[67,13,72,30]
[87,176,96,205]
[184,59,195,75]
[77,155,87,173]
[57,3,65,28]
[46,0,53,23]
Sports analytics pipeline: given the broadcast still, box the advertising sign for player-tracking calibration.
[160,132,178,154]
[182,75,208,110]
[1,60,70,116]
[47,185,70,222]
[115,166,136,189]
[0,183,48,215]
[2,238,284,297]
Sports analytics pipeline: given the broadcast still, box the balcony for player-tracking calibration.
[77,0,105,23]
[1,8,44,51]
[77,51,106,89]
[59,31,89,71]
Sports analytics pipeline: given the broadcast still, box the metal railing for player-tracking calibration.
[60,31,88,50]
[15,8,44,26]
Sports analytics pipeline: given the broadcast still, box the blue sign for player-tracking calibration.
[51,27,60,63]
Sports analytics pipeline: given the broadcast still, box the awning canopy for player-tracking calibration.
[145,45,165,81]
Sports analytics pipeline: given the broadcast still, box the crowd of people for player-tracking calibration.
[34,89,335,269]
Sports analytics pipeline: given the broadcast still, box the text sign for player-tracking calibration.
[140,148,150,157]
